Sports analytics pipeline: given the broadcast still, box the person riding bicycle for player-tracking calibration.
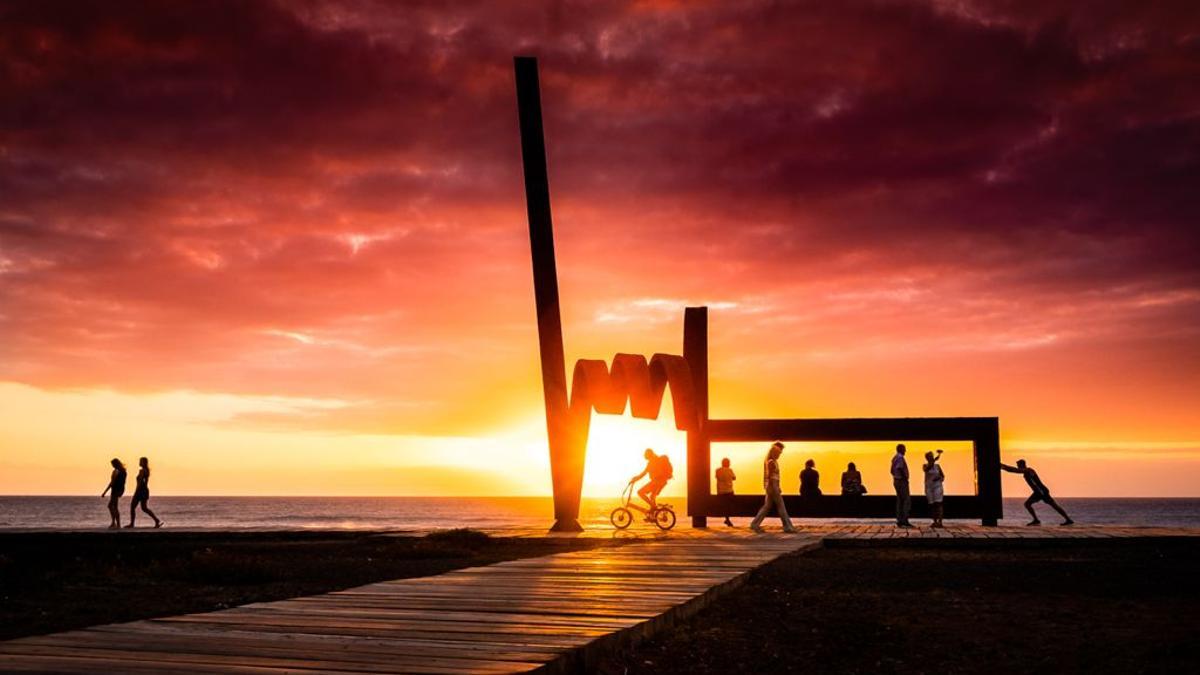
[628,448,673,520]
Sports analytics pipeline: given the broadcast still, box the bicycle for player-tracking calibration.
[610,482,677,530]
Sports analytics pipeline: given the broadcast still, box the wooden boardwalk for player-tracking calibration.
[489,522,1200,541]
[3,524,1196,673]
[0,534,817,674]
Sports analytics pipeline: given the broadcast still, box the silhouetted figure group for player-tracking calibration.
[102,457,162,529]
[713,441,1072,530]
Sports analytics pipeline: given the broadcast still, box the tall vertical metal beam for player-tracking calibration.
[975,421,1003,526]
[514,56,583,532]
[684,307,710,527]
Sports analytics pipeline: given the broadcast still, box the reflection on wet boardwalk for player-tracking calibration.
[2,525,1196,673]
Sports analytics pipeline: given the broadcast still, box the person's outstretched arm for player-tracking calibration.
[629,467,649,483]
[999,463,1020,473]
[101,483,110,497]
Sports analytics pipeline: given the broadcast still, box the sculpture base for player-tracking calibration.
[549,519,584,533]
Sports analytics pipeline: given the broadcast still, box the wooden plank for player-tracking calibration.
[20,627,564,662]
[0,645,536,674]
[0,534,823,674]
[89,622,571,657]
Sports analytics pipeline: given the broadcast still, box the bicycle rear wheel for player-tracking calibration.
[610,507,633,530]
[654,507,676,530]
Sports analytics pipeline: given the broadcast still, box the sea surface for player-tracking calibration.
[2,496,1199,531]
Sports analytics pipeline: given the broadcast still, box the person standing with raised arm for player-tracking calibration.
[750,441,796,533]
[891,444,912,528]
[923,450,945,528]
[1001,459,1073,526]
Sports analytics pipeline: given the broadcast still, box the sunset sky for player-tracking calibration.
[2,1,1198,498]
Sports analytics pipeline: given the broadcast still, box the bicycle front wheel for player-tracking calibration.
[654,507,676,530]
[610,507,633,530]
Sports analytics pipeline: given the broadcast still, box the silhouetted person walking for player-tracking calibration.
[841,462,866,496]
[715,457,736,527]
[891,444,912,527]
[923,450,945,528]
[799,458,821,497]
[101,458,126,529]
[750,441,795,533]
[127,456,163,528]
[1001,459,1073,526]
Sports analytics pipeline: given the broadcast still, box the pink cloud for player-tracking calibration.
[1,0,1197,437]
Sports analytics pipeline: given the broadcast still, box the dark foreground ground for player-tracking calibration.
[602,539,1200,675]
[0,529,618,640]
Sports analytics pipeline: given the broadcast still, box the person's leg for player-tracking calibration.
[141,500,161,527]
[109,496,121,528]
[772,488,795,532]
[128,499,137,527]
[895,480,911,525]
[894,480,903,524]
[902,485,911,525]
[1045,497,1073,524]
[1024,495,1041,524]
[750,494,772,530]
[722,493,734,526]
[894,479,908,525]
[637,483,654,508]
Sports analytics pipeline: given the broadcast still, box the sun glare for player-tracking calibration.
[581,407,688,498]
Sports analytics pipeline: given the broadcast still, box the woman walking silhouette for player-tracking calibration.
[127,456,163,528]
[101,458,127,529]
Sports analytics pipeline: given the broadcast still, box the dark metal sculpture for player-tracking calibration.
[514,57,1002,529]
[515,57,699,531]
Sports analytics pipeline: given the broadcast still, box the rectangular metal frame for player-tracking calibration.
[684,307,1003,526]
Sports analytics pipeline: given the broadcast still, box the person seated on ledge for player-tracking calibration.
[841,462,867,496]
[799,458,821,497]
[628,448,673,522]
[1001,459,1073,526]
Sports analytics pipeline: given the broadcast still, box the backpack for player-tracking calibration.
[651,455,674,481]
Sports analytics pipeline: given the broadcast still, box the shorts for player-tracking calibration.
[644,478,667,494]
[131,491,150,506]
[1028,490,1053,504]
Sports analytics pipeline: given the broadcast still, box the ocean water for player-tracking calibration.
[2,496,1199,531]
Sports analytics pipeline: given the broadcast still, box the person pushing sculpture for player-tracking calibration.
[1001,458,1073,526]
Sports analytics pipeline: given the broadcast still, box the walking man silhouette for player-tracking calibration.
[891,443,912,527]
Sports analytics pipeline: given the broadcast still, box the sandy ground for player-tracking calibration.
[601,539,1200,674]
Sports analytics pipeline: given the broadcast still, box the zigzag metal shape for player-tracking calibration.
[567,353,698,434]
